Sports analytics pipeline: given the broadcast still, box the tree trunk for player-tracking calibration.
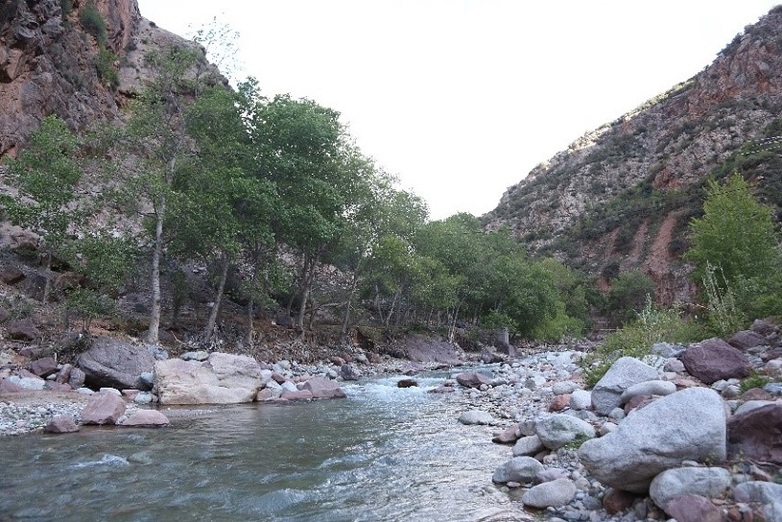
[146,193,165,344]
[203,254,230,341]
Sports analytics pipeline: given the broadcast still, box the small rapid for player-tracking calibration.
[0,370,535,522]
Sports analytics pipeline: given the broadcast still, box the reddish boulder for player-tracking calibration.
[301,376,346,399]
[456,372,491,389]
[397,378,418,388]
[549,394,571,412]
[120,410,170,428]
[0,378,25,393]
[740,388,773,401]
[29,356,58,378]
[493,424,522,444]
[6,319,40,341]
[728,330,766,351]
[727,403,782,464]
[0,266,25,284]
[681,338,752,384]
[665,495,722,522]
[280,389,313,401]
[602,488,638,515]
[80,392,127,425]
[44,415,80,434]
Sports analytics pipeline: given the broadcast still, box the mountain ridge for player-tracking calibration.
[484,5,782,304]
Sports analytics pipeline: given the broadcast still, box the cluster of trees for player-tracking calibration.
[3,43,592,348]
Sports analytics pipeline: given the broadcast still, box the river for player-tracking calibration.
[0,372,536,521]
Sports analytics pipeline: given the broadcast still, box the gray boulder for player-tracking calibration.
[77,336,155,389]
[492,456,544,484]
[455,372,491,389]
[512,435,545,456]
[619,379,676,404]
[535,414,595,450]
[154,352,262,405]
[649,466,732,510]
[591,357,658,415]
[578,387,727,493]
[521,478,577,508]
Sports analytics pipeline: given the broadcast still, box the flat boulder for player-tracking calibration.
[578,387,727,493]
[81,391,127,425]
[44,415,80,434]
[665,494,723,522]
[77,336,155,389]
[591,357,658,415]
[681,338,752,384]
[120,410,170,428]
[727,403,782,464]
[728,330,766,350]
[455,372,491,389]
[522,478,577,508]
[154,352,262,405]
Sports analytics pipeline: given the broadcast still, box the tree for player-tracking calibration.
[4,116,83,301]
[119,44,204,343]
[687,173,779,288]
[687,173,782,320]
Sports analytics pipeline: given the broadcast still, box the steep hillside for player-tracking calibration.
[0,0,223,158]
[485,5,782,305]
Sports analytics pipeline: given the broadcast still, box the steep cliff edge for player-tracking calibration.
[0,0,221,158]
[485,6,782,305]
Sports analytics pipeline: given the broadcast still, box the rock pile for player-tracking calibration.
[450,320,782,522]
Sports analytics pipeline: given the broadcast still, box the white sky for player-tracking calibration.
[137,1,780,220]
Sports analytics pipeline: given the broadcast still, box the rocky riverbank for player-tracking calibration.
[2,322,782,521]
[448,320,782,522]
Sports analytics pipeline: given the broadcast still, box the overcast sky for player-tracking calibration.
[137,1,780,220]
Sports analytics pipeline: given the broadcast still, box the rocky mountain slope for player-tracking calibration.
[0,0,222,158]
[485,6,782,305]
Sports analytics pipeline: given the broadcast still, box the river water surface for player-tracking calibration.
[0,372,536,521]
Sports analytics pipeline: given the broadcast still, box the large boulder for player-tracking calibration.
[80,391,127,425]
[154,352,262,405]
[578,387,727,493]
[727,403,782,464]
[728,330,766,350]
[591,357,658,415]
[665,494,723,522]
[119,410,170,428]
[77,336,155,389]
[681,338,752,384]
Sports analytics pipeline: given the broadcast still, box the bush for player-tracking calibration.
[96,47,119,89]
[582,301,702,387]
[79,2,107,47]
[64,288,116,332]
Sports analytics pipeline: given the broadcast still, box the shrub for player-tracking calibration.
[64,288,116,332]
[582,301,701,387]
[79,2,107,47]
[96,47,119,89]
[739,373,771,394]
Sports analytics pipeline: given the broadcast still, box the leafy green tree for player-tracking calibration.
[687,173,779,289]
[608,270,656,324]
[117,45,205,343]
[687,173,782,319]
[248,94,357,331]
[4,116,83,301]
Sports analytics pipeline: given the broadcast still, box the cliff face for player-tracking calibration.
[485,6,782,305]
[0,0,221,158]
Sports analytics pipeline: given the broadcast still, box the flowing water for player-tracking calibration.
[0,372,536,521]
